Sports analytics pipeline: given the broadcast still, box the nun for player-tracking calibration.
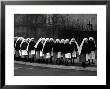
[56,39,62,65]
[14,36,18,48]
[15,37,24,61]
[14,36,18,58]
[38,38,46,63]
[64,39,71,65]
[20,39,29,62]
[88,37,96,64]
[53,39,61,64]
[35,37,44,63]
[70,38,79,65]
[49,38,54,64]
[42,38,51,64]
[28,38,36,62]
[80,38,89,67]
[27,38,31,43]
[59,39,65,65]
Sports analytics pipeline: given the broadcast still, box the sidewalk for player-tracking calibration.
[14,61,97,71]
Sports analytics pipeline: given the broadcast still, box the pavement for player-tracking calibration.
[14,61,97,72]
[14,63,97,76]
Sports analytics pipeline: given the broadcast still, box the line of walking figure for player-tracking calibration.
[14,36,97,67]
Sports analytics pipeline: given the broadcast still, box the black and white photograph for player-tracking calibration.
[4,4,106,85]
[14,14,97,76]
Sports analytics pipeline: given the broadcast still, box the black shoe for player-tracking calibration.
[92,59,95,64]
[45,59,48,64]
[15,57,18,61]
[82,62,86,67]
[92,62,95,64]
[28,58,31,62]
[65,61,68,66]
[88,59,91,65]
[23,58,26,62]
[17,57,21,61]
[30,58,32,63]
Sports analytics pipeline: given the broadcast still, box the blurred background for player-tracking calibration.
[14,14,97,45]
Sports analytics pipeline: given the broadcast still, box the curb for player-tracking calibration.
[14,61,97,71]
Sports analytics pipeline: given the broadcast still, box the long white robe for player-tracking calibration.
[40,51,44,57]
[72,51,77,57]
[65,53,71,58]
[46,53,51,59]
[90,51,95,60]
[21,50,28,55]
[57,52,61,58]
[31,50,35,55]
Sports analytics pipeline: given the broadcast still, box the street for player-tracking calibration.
[14,63,97,76]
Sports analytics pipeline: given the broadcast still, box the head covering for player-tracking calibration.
[65,39,69,43]
[71,38,75,42]
[79,38,88,55]
[14,37,18,41]
[42,38,45,41]
[84,38,88,42]
[17,37,24,42]
[34,38,42,48]
[41,38,46,44]
[55,39,60,43]
[45,38,49,41]
[61,39,65,43]
[89,37,94,40]
[14,36,18,39]
[20,39,27,46]
[23,39,28,42]
[70,38,75,44]
[31,38,34,40]
[50,38,54,41]
[27,38,30,40]
[83,38,88,41]
[27,38,31,42]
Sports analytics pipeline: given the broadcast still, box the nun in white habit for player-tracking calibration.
[15,37,24,60]
[88,37,96,64]
[52,39,60,64]
[20,39,29,61]
[60,39,65,64]
[70,38,79,64]
[34,37,45,62]
[42,38,51,63]
[28,38,36,62]
[64,39,71,65]
[80,38,89,67]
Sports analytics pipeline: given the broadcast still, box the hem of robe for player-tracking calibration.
[21,50,28,56]
[65,53,71,58]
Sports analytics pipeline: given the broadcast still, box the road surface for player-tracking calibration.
[14,63,97,76]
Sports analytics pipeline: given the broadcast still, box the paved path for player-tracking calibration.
[14,63,97,76]
[14,61,97,71]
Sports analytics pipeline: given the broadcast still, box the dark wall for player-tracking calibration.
[14,25,97,45]
[14,14,97,45]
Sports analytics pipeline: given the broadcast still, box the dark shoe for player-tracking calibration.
[82,62,86,67]
[92,59,95,64]
[88,59,91,65]
[30,58,33,63]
